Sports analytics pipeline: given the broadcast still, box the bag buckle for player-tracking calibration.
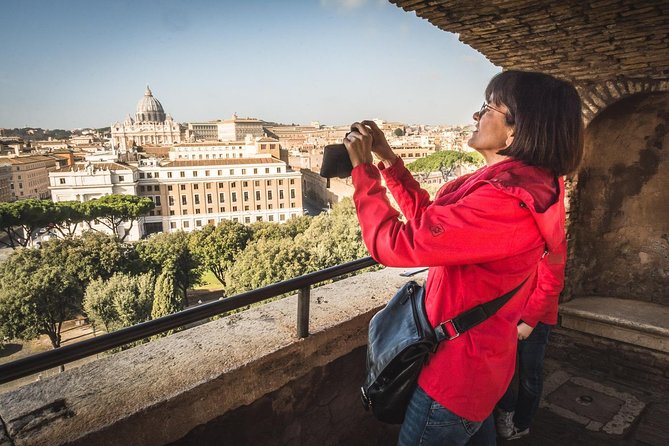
[438,319,460,341]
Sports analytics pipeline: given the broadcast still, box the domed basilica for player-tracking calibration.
[111,86,182,151]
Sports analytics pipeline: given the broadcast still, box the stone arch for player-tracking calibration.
[576,77,669,125]
[566,90,669,304]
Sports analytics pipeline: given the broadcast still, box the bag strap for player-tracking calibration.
[434,276,530,342]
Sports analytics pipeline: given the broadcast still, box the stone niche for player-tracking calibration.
[569,92,669,304]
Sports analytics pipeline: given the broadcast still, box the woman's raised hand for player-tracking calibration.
[343,122,374,168]
[361,120,397,166]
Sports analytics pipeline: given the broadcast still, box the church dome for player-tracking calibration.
[135,86,166,123]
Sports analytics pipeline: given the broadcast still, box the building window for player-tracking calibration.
[268,204,273,209]
[232,206,238,212]
[243,191,249,201]
[168,185,173,191]
[265,168,269,174]
[290,179,295,185]
[155,196,161,206]
[207,194,212,204]
[207,208,213,213]
[169,196,175,206]
[196,209,201,214]
[193,184,199,190]
[256,216,262,221]
[255,191,260,201]
[170,222,177,229]
[279,190,284,200]
[231,192,237,202]
[193,171,198,177]
[241,169,246,174]
[254,180,260,186]
[168,172,173,178]
[219,192,225,202]
[205,170,210,176]
[220,207,225,212]
[278,180,283,185]
[196,220,202,227]
[231,182,236,188]
[290,189,296,199]
[218,170,223,175]
[244,216,250,223]
[140,186,145,192]
[183,221,190,228]
[139,173,145,179]
[253,168,258,174]
[268,215,274,222]
[170,210,175,216]
[194,195,200,205]
[256,205,261,210]
[267,180,272,186]
[147,172,153,178]
[268,190,273,200]
[242,181,248,187]
[205,183,211,189]
[229,169,234,175]
[180,171,185,178]
[118,176,124,182]
[280,214,285,221]
[59,178,66,184]
[218,182,225,188]
[181,195,187,205]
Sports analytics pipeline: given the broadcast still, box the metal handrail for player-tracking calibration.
[0,256,378,385]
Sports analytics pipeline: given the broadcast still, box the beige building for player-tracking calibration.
[217,115,265,141]
[0,164,12,202]
[111,86,182,152]
[185,122,219,141]
[3,155,60,200]
[49,147,303,239]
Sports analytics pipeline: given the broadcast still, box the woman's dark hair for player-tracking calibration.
[485,70,584,176]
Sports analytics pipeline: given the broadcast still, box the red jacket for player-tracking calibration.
[351,158,565,422]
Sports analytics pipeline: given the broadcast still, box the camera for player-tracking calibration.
[319,128,368,179]
[320,143,353,179]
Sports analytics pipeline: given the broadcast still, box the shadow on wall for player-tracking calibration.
[568,92,669,304]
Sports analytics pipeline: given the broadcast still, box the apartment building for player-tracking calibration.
[4,155,60,200]
[0,164,12,202]
[217,115,265,141]
[49,150,303,239]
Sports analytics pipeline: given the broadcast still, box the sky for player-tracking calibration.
[0,0,500,130]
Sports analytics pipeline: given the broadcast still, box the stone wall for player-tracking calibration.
[0,267,420,446]
[567,92,669,304]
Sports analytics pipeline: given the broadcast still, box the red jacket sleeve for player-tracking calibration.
[351,163,544,267]
[521,238,565,326]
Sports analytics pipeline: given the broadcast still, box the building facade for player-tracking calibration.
[111,86,182,152]
[217,115,265,141]
[3,155,59,200]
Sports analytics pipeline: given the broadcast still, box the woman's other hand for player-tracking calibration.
[517,322,534,341]
[361,120,397,167]
[343,122,374,167]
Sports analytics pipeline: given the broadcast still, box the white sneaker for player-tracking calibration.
[507,426,530,440]
[495,409,515,439]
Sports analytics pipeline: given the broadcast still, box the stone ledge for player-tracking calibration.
[560,297,669,353]
[0,266,425,446]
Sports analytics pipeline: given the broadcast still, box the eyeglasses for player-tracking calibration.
[478,102,506,117]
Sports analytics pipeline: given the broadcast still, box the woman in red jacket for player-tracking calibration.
[343,70,583,445]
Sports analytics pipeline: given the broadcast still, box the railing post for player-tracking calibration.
[297,285,310,338]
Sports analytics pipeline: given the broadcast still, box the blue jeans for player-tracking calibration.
[398,385,493,446]
[497,322,552,431]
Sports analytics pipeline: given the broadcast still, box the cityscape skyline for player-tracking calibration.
[0,0,500,130]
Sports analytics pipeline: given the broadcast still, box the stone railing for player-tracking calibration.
[0,267,422,446]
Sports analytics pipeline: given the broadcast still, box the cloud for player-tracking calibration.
[320,0,369,11]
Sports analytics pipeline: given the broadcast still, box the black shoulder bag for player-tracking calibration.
[361,278,528,424]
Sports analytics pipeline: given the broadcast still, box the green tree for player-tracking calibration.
[394,127,405,137]
[297,198,368,271]
[85,195,155,241]
[83,272,155,332]
[0,199,59,248]
[151,265,183,319]
[188,220,252,287]
[137,231,202,305]
[406,150,485,174]
[52,201,88,238]
[0,248,82,350]
[249,215,311,241]
[224,237,312,296]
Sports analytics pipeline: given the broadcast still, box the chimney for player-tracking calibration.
[67,152,75,167]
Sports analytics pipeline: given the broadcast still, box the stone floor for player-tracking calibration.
[498,358,669,446]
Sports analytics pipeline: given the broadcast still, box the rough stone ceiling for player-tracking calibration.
[390,0,669,84]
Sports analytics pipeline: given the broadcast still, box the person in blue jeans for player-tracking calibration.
[495,322,552,440]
